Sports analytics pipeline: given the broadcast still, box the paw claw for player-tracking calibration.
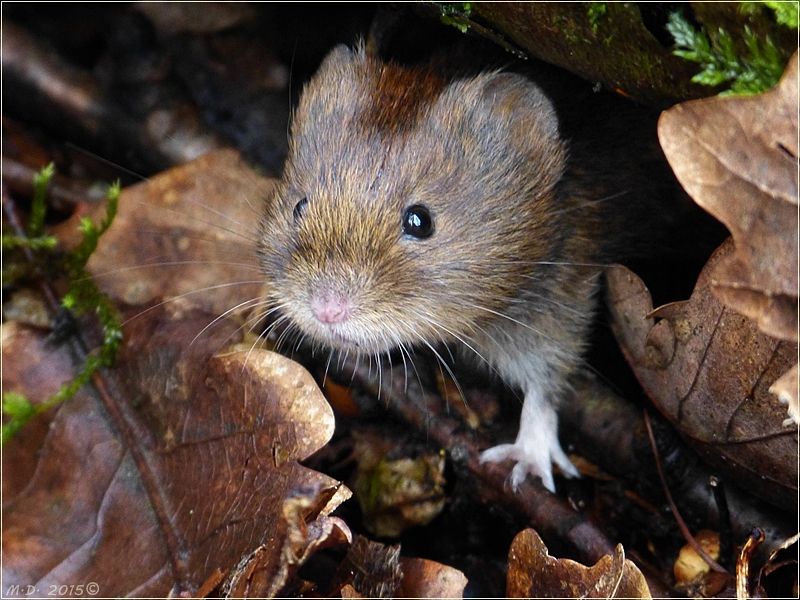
[479,444,518,465]
[481,438,576,493]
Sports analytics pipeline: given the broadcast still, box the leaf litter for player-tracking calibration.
[4,150,473,598]
[3,24,799,600]
[608,240,797,509]
[2,301,347,597]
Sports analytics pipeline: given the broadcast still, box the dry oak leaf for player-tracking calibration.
[54,148,269,317]
[756,532,799,597]
[1,322,76,503]
[328,535,468,599]
[506,528,650,599]
[658,51,798,425]
[1,304,345,597]
[396,557,469,599]
[221,484,353,598]
[658,52,798,344]
[607,240,798,510]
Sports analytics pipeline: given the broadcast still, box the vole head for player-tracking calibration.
[258,45,567,355]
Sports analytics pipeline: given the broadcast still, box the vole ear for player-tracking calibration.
[295,44,371,128]
[429,70,564,164]
[476,72,562,147]
[313,44,359,78]
[313,42,374,78]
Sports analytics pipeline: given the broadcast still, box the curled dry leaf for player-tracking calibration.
[221,484,353,598]
[658,51,799,421]
[397,557,468,599]
[607,240,798,509]
[658,52,798,343]
[54,148,269,317]
[506,528,650,599]
[756,532,799,597]
[331,536,404,599]
[328,536,468,599]
[1,304,346,597]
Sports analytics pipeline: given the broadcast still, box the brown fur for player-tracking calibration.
[362,59,448,134]
[259,46,581,356]
[257,44,685,490]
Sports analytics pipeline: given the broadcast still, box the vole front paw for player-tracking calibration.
[480,439,578,492]
[480,393,579,492]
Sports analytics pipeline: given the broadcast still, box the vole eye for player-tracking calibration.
[402,204,434,239]
[293,197,308,224]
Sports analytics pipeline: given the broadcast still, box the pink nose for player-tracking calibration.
[310,294,352,325]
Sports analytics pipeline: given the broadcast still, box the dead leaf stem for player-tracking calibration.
[88,366,191,592]
[3,192,192,593]
[644,411,728,574]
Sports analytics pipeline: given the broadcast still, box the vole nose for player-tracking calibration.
[310,293,353,325]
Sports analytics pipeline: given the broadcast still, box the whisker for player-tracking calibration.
[65,142,151,183]
[460,301,611,384]
[190,296,270,345]
[120,280,267,326]
[493,259,615,269]
[412,311,521,407]
[323,350,335,387]
[89,260,264,280]
[549,190,629,216]
[414,311,493,372]
[129,206,261,245]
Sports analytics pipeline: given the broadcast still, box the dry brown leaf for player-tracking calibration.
[54,148,269,316]
[607,240,798,509]
[397,557,468,599]
[1,304,345,597]
[1,322,75,504]
[330,536,403,599]
[506,528,650,599]
[221,486,352,598]
[756,532,799,597]
[658,52,798,344]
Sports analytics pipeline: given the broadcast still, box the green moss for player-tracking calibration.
[435,2,473,33]
[27,162,54,237]
[666,11,787,95]
[587,2,607,33]
[2,234,57,251]
[2,168,123,447]
[765,0,800,28]
[741,1,799,29]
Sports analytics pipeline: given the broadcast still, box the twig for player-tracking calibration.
[643,411,728,574]
[710,475,734,570]
[344,360,617,565]
[3,187,192,592]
